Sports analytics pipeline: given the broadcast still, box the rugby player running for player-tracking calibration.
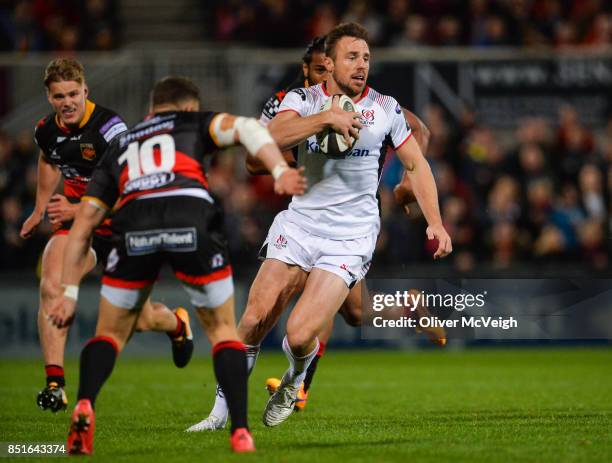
[189,35,445,431]
[193,21,452,431]
[47,76,306,454]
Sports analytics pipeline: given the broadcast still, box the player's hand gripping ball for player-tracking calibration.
[317,94,359,159]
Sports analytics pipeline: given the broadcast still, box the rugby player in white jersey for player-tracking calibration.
[188,22,452,430]
[252,36,445,412]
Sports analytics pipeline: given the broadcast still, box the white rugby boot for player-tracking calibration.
[262,371,299,427]
[185,413,227,432]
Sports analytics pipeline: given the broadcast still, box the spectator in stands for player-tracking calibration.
[437,16,462,46]
[341,0,383,45]
[391,15,428,48]
[578,164,607,221]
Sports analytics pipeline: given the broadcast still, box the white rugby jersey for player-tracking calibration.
[276,83,411,239]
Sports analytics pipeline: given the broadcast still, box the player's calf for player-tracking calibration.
[211,340,250,438]
[186,344,260,432]
[194,293,252,446]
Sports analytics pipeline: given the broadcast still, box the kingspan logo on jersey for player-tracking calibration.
[305,139,369,157]
[124,172,175,194]
[126,227,197,256]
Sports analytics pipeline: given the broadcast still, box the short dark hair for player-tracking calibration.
[151,76,200,107]
[302,36,326,64]
[44,58,85,88]
[325,22,369,59]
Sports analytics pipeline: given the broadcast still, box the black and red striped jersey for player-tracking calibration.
[259,76,307,125]
[84,111,220,210]
[34,100,128,203]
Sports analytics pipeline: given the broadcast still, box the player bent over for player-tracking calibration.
[20,58,193,413]
[47,76,306,454]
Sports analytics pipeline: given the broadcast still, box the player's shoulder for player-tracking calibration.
[362,87,401,115]
[34,112,56,139]
[176,110,218,129]
[33,112,62,150]
[286,83,323,104]
[90,103,129,142]
[262,88,289,121]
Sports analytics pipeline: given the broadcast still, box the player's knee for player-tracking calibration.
[286,328,317,353]
[40,278,62,303]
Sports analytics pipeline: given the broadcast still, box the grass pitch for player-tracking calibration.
[1,348,610,462]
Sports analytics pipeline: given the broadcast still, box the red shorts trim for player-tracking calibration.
[212,340,246,356]
[101,276,156,289]
[175,266,232,285]
[94,228,112,236]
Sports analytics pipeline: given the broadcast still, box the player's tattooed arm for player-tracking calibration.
[47,202,106,328]
[396,136,452,259]
[20,150,61,239]
[210,113,307,195]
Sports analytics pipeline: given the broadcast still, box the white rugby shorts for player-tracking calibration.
[259,210,376,287]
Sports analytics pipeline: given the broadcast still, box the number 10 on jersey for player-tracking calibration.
[118,134,176,180]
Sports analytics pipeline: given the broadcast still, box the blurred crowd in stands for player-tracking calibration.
[2,103,609,274]
[0,0,119,51]
[208,0,611,49]
[0,0,610,51]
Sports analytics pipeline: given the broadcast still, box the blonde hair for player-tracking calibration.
[44,58,85,88]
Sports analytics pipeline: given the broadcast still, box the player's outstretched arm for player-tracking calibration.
[396,136,452,259]
[20,151,61,239]
[47,202,106,328]
[268,95,362,151]
[245,150,297,175]
[211,113,307,195]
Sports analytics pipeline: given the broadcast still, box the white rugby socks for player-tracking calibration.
[282,335,319,388]
[246,344,260,373]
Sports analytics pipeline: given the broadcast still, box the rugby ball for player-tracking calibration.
[316,94,358,159]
